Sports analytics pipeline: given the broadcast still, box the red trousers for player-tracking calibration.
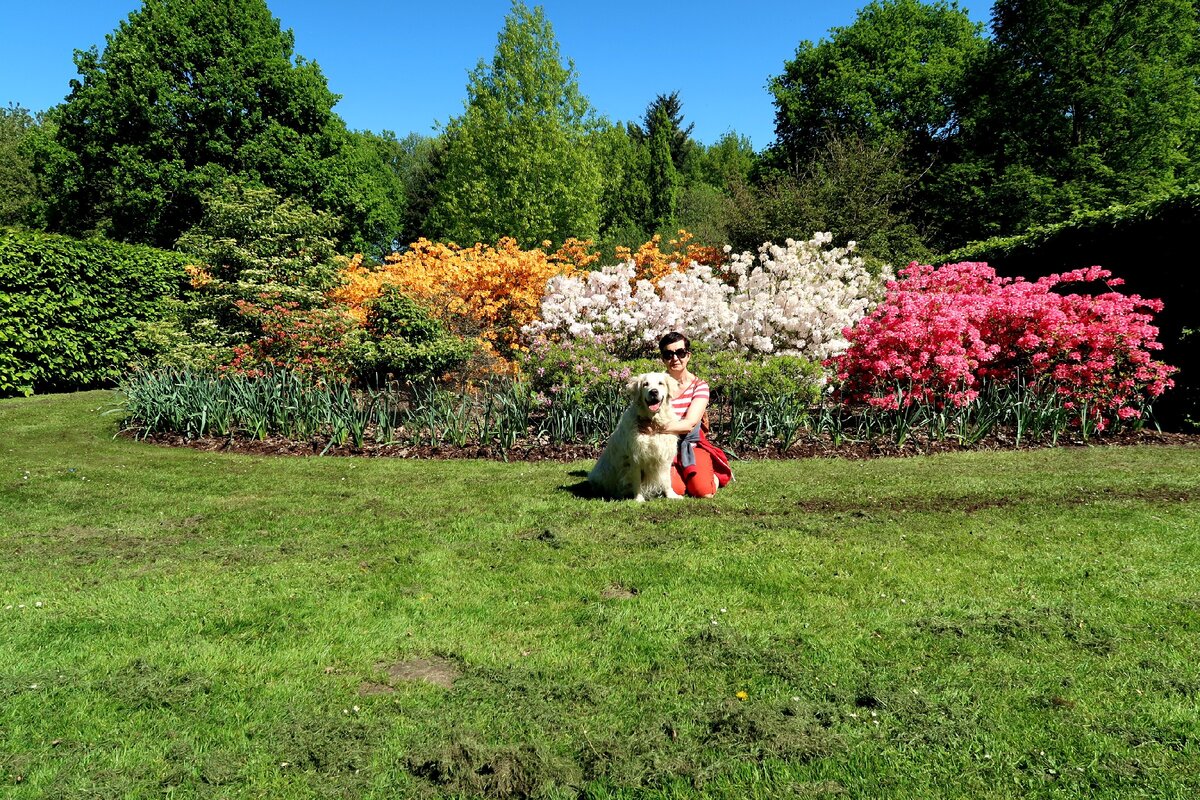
[671,448,717,498]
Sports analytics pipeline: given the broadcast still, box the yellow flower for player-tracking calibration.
[735,691,749,701]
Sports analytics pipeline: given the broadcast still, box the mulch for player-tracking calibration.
[123,427,1200,462]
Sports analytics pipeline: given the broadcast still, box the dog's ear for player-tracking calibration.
[625,375,642,400]
[665,374,680,399]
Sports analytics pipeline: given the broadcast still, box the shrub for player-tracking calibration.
[524,233,890,361]
[220,299,356,381]
[941,185,1200,428]
[829,261,1176,429]
[0,227,189,396]
[142,180,355,377]
[356,286,475,382]
[330,238,594,364]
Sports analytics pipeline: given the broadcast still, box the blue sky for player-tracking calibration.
[1,1,990,149]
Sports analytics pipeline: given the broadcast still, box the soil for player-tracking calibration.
[125,427,1200,462]
[363,657,461,692]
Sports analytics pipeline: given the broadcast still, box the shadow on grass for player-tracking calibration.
[560,477,601,500]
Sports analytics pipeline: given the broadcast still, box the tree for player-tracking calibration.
[645,106,679,233]
[426,2,603,247]
[334,130,409,258]
[694,132,758,190]
[0,105,42,227]
[635,92,696,174]
[593,121,653,250]
[955,0,1200,236]
[392,133,447,249]
[47,0,352,248]
[769,0,986,172]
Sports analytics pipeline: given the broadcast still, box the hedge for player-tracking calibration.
[0,228,190,396]
[939,185,1200,428]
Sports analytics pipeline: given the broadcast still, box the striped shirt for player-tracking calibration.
[672,378,710,420]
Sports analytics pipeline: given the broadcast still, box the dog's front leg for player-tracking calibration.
[662,466,683,499]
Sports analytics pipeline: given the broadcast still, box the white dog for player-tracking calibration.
[588,372,683,501]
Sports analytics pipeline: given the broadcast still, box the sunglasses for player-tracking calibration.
[660,347,690,360]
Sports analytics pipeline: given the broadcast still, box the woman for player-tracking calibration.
[652,332,733,498]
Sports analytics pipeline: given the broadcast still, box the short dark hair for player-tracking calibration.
[659,331,690,353]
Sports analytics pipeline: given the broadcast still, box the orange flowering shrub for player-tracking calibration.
[614,230,727,285]
[327,254,373,324]
[329,239,592,363]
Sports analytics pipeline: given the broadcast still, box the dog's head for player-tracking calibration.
[625,372,680,419]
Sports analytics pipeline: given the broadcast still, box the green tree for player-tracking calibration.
[426,2,603,246]
[769,0,986,172]
[335,130,409,258]
[46,0,353,248]
[593,122,652,250]
[950,0,1200,241]
[645,106,679,233]
[0,105,41,227]
[635,92,696,174]
[392,133,447,248]
[694,132,758,190]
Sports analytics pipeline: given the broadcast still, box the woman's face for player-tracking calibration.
[660,342,690,373]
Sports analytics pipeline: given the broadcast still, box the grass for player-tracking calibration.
[1,390,1198,799]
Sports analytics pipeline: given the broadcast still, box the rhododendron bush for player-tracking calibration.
[330,237,595,362]
[829,262,1176,427]
[524,233,890,360]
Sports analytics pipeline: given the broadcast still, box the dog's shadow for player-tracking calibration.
[561,469,603,499]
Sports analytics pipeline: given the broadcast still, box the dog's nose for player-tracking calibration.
[647,389,660,403]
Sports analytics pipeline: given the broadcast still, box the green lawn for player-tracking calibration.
[2,391,1198,799]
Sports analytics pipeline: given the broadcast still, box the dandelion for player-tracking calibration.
[735,691,748,701]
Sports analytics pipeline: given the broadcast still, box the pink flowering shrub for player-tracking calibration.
[828,262,1176,429]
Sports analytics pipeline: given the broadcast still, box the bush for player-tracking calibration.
[356,286,475,382]
[941,185,1200,427]
[330,238,591,364]
[0,227,189,396]
[829,262,1176,430]
[524,233,890,361]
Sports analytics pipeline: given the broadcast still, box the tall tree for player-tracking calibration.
[645,106,679,233]
[0,105,44,228]
[961,0,1200,233]
[636,91,696,174]
[769,0,986,173]
[593,121,652,249]
[46,0,353,248]
[426,2,602,246]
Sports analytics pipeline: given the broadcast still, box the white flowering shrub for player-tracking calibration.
[522,233,892,362]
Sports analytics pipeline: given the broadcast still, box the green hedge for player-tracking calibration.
[938,186,1200,428]
[0,228,190,396]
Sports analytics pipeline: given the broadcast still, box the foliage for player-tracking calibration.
[526,233,890,362]
[0,227,188,396]
[941,184,1200,427]
[962,0,1200,233]
[769,0,986,169]
[829,261,1176,430]
[727,134,931,265]
[645,106,680,233]
[632,91,697,174]
[330,236,590,364]
[334,129,409,258]
[141,179,348,373]
[221,300,356,381]
[357,286,475,382]
[392,132,447,250]
[425,2,603,246]
[593,122,654,251]
[44,0,357,248]
[0,105,49,229]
